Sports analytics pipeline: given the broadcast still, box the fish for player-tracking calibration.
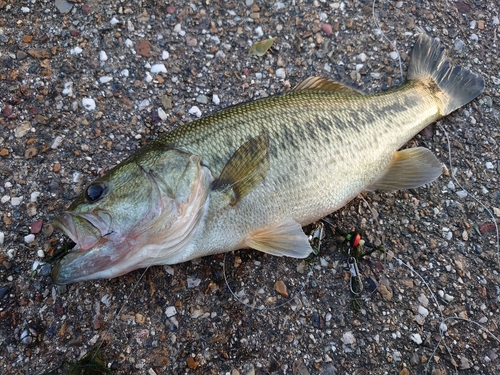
[52,34,484,284]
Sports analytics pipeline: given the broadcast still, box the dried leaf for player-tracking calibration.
[248,37,276,57]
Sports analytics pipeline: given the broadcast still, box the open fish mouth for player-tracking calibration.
[53,211,112,251]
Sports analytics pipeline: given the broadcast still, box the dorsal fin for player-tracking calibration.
[212,135,270,205]
[293,77,364,95]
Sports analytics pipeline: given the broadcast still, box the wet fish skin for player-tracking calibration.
[52,34,484,284]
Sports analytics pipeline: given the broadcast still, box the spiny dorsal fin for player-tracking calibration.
[367,147,443,191]
[212,135,270,205]
[293,77,364,95]
[244,218,313,258]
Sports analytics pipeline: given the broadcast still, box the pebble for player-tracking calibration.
[158,108,168,120]
[378,284,393,301]
[99,50,108,61]
[196,95,208,104]
[51,136,63,149]
[357,53,367,62]
[274,280,288,297]
[212,94,220,105]
[82,98,96,111]
[341,331,356,345]
[414,314,425,325]
[410,333,423,344]
[189,106,202,118]
[37,250,45,257]
[1,196,10,203]
[70,46,83,55]
[485,162,494,169]
[255,26,264,37]
[321,24,333,36]
[276,68,286,79]
[138,99,150,110]
[389,51,399,60]
[0,232,4,245]
[151,64,167,74]
[145,72,153,83]
[162,51,170,60]
[62,82,73,96]
[24,234,35,243]
[15,122,32,138]
[31,220,43,234]
[135,39,151,57]
[165,306,176,317]
[99,76,113,83]
[11,197,23,206]
[55,0,73,13]
[454,38,465,52]
[418,294,429,307]
[417,305,429,317]
[187,277,201,288]
[456,190,468,198]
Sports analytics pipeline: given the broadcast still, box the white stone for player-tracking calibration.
[120,69,129,77]
[341,331,356,345]
[51,136,63,149]
[0,232,4,245]
[151,64,167,74]
[62,81,73,95]
[418,294,429,307]
[276,68,286,79]
[11,196,23,206]
[485,162,494,169]
[138,99,150,111]
[21,7,30,13]
[24,234,35,243]
[410,333,422,344]
[189,106,202,118]
[82,98,96,111]
[456,190,468,199]
[30,192,40,202]
[145,72,153,83]
[125,39,134,48]
[444,293,454,302]
[355,63,364,72]
[70,46,83,55]
[158,108,168,120]
[2,195,11,203]
[110,17,119,26]
[99,76,113,83]
[173,23,182,34]
[255,26,264,37]
[99,50,108,61]
[162,50,170,60]
[357,53,367,62]
[389,51,399,60]
[165,306,176,317]
[37,249,45,257]
[212,94,220,105]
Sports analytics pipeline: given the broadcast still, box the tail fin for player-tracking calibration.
[408,34,484,115]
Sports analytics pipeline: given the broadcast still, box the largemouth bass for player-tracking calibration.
[52,34,484,284]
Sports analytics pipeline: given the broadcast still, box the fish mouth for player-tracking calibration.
[52,211,114,284]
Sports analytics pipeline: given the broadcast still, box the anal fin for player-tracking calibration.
[244,218,313,258]
[368,147,443,191]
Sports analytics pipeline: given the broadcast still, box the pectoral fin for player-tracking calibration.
[368,147,443,191]
[244,218,313,258]
[212,135,270,205]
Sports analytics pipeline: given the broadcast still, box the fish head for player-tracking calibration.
[52,146,211,284]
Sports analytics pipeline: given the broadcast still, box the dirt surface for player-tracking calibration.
[1,0,500,374]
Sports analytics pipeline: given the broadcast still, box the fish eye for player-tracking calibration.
[85,183,107,203]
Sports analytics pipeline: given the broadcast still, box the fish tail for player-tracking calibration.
[408,34,484,115]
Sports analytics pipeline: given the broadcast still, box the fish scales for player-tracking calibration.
[52,34,484,283]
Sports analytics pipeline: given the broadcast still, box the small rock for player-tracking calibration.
[187,277,201,288]
[51,136,63,149]
[341,331,356,345]
[410,333,423,345]
[274,280,288,297]
[0,149,8,157]
[70,46,83,55]
[418,294,429,307]
[11,197,23,206]
[276,68,286,79]
[27,49,51,59]
[186,35,197,47]
[378,284,393,301]
[99,50,108,61]
[99,76,113,83]
[196,95,208,104]
[418,305,429,317]
[0,232,4,245]
[212,94,220,105]
[135,39,151,57]
[485,161,494,169]
[321,24,333,36]
[189,106,202,118]
[186,357,199,370]
[31,220,43,234]
[24,234,35,243]
[456,190,468,199]
[14,122,32,138]
[151,64,167,74]
[55,0,73,13]
[82,98,96,111]
[454,38,465,52]
[165,306,176,317]
[158,108,168,120]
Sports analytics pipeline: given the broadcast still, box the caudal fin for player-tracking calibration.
[408,34,484,115]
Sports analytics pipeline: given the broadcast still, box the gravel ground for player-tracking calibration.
[1,0,500,374]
